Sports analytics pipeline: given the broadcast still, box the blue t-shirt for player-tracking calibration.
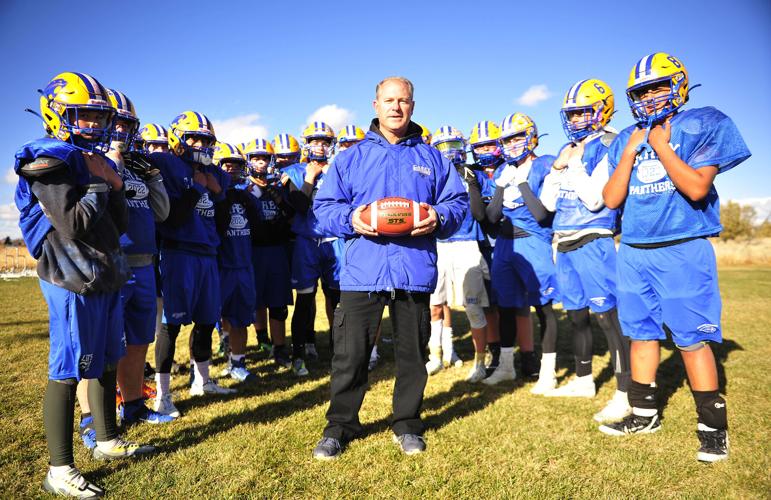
[553,134,618,232]
[497,155,556,243]
[152,152,229,253]
[608,106,751,244]
[120,167,157,255]
[218,183,253,269]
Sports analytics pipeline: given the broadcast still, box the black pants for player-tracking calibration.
[323,290,430,441]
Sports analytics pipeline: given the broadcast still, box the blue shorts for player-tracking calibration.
[121,264,157,345]
[160,250,221,325]
[220,266,257,328]
[291,236,343,291]
[253,245,293,308]
[616,238,722,346]
[557,237,617,313]
[40,280,125,381]
[491,236,559,308]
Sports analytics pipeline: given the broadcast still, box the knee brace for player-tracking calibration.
[191,323,215,362]
[693,390,727,429]
[676,341,707,352]
[465,304,487,329]
[269,306,288,322]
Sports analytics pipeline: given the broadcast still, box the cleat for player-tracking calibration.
[442,351,463,369]
[305,343,319,360]
[190,379,237,396]
[273,346,292,369]
[546,375,596,398]
[121,404,176,426]
[483,365,516,385]
[229,358,256,382]
[393,434,426,455]
[696,423,729,462]
[153,394,181,418]
[79,416,96,450]
[312,437,342,460]
[43,466,104,499]
[599,413,661,436]
[465,363,487,383]
[93,438,156,461]
[292,358,309,377]
[594,391,632,423]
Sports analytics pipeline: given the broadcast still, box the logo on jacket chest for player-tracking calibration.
[261,200,278,221]
[413,165,431,176]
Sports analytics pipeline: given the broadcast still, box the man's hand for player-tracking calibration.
[83,152,123,191]
[623,126,648,158]
[411,203,438,237]
[305,160,325,183]
[352,204,378,237]
[648,117,672,152]
[205,172,222,195]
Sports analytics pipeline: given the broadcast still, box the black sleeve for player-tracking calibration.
[215,199,231,237]
[265,185,296,218]
[467,179,485,222]
[244,195,262,235]
[164,187,204,228]
[107,187,129,235]
[518,182,552,225]
[486,186,504,223]
[287,181,313,214]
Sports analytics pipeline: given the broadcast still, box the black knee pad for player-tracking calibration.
[269,306,288,321]
[191,323,215,362]
[693,390,727,429]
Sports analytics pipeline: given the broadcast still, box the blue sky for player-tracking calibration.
[1,0,769,235]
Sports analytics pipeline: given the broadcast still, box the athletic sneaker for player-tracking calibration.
[273,345,292,369]
[229,358,256,382]
[190,379,237,396]
[312,437,343,460]
[426,350,443,376]
[465,363,486,383]
[292,358,309,377]
[599,413,661,436]
[153,394,180,418]
[593,391,632,423]
[93,438,156,461]
[43,466,104,499]
[442,351,463,369]
[696,423,729,462]
[120,404,176,426]
[79,416,96,450]
[530,375,557,395]
[393,434,426,455]
[305,343,319,360]
[482,365,516,385]
[546,375,596,398]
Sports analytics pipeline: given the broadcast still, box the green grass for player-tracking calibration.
[1,268,770,498]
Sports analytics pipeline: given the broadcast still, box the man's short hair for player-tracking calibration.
[375,76,414,101]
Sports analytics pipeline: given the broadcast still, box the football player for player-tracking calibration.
[336,125,365,153]
[484,113,559,385]
[598,53,750,463]
[153,111,235,419]
[213,142,261,382]
[284,122,344,376]
[538,80,632,422]
[15,72,154,497]
[427,126,489,382]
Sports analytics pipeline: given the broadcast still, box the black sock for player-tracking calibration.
[88,370,119,443]
[44,379,76,466]
[536,303,558,354]
[255,328,270,345]
[497,307,518,348]
[596,307,631,392]
[292,294,315,358]
[568,308,592,377]
[488,342,501,367]
[629,380,657,412]
[692,390,727,430]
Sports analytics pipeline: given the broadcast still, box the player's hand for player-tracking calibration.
[553,144,574,171]
[623,127,648,157]
[411,203,438,237]
[352,204,378,237]
[305,161,324,183]
[568,139,586,166]
[495,165,517,188]
[193,170,207,187]
[648,117,672,151]
[205,172,222,195]
[83,152,123,191]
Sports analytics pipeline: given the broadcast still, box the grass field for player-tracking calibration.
[1,268,769,498]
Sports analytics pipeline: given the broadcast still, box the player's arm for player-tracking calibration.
[485,187,504,224]
[649,121,717,202]
[428,156,469,239]
[573,154,609,212]
[603,128,646,209]
[287,180,313,214]
[465,170,486,222]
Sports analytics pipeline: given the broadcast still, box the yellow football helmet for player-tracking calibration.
[417,123,432,144]
[214,142,247,181]
[627,52,689,125]
[337,125,365,149]
[272,133,301,166]
[301,122,336,161]
[431,126,466,165]
[107,88,139,151]
[136,124,168,153]
[499,113,539,164]
[242,138,275,160]
[560,79,614,142]
[168,111,216,165]
[468,121,502,166]
[38,72,115,151]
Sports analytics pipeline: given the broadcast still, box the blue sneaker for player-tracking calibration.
[121,403,176,425]
[79,416,96,450]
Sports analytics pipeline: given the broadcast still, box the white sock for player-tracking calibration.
[155,372,171,398]
[96,438,119,451]
[499,347,515,370]
[575,374,594,384]
[49,464,76,477]
[441,326,454,357]
[540,352,556,375]
[429,320,443,351]
[230,354,245,363]
[632,407,658,417]
[193,360,210,384]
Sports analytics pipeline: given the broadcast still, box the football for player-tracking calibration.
[360,197,430,237]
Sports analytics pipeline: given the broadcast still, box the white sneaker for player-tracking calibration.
[530,375,557,395]
[482,365,516,385]
[442,351,463,368]
[546,375,596,398]
[43,467,104,498]
[190,379,237,396]
[153,393,180,418]
[425,354,443,376]
[594,391,632,422]
[465,363,486,383]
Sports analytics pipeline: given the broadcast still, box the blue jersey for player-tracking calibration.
[496,155,556,243]
[152,152,229,253]
[553,134,618,232]
[285,162,328,238]
[120,167,156,255]
[442,169,485,242]
[218,184,253,270]
[608,106,751,244]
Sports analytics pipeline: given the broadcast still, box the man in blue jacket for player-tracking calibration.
[311,76,468,459]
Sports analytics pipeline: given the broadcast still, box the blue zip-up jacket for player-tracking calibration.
[313,120,468,293]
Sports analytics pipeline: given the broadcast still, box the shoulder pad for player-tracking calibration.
[600,132,618,147]
[19,156,66,177]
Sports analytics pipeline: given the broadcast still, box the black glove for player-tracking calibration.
[123,151,160,181]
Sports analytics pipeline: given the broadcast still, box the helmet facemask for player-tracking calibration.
[180,132,216,166]
[435,139,467,165]
[560,104,604,143]
[303,137,334,162]
[56,104,115,153]
[500,130,535,165]
[627,75,687,126]
[472,141,501,167]
[111,116,140,153]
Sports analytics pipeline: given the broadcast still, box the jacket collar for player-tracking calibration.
[367,119,423,146]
